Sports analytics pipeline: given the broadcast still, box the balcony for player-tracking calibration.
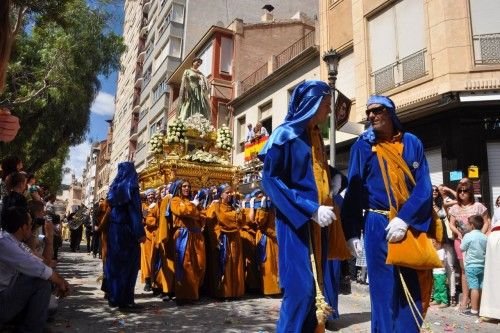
[241,31,315,93]
[143,0,151,13]
[133,104,140,115]
[473,33,500,65]
[134,76,144,88]
[140,26,148,38]
[138,50,146,63]
[371,49,427,94]
[276,30,315,69]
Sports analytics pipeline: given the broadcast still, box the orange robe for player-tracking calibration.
[96,200,110,264]
[255,208,280,295]
[170,196,206,300]
[140,201,159,283]
[155,195,175,293]
[201,211,219,297]
[240,207,261,291]
[206,201,246,298]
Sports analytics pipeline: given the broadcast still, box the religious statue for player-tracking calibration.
[178,57,210,120]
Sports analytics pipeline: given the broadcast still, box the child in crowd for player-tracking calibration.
[431,239,448,308]
[460,215,488,316]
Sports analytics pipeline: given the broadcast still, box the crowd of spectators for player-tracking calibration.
[0,156,70,333]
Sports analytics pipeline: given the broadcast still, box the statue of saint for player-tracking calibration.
[178,57,210,120]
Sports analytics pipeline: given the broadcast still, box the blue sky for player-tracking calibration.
[63,1,124,184]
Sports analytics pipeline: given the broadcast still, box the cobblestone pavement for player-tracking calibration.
[48,243,499,333]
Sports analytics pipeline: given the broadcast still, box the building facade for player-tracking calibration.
[95,120,114,200]
[319,0,500,209]
[113,0,319,173]
[81,143,100,208]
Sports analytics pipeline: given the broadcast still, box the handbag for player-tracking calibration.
[374,142,442,270]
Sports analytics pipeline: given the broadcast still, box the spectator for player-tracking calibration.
[0,156,23,204]
[0,206,69,333]
[253,122,269,140]
[431,239,448,308]
[44,194,56,216]
[432,185,456,306]
[26,174,42,202]
[480,195,500,320]
[460,215,487,316]
[1,171,28,225]
[448,180,490,311]
[52,215,62,261]
[245,123,254,142]
[27,200,54,267]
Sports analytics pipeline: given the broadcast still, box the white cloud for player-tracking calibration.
[91,91,115,116]
[62,141,92,184]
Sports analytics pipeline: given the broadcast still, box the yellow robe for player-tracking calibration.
[240,207,261,291]
[255,208,280,295]
[141,201,159,283]
[155,195,175,293]
[206,201,246,298]
[170,196,205,300]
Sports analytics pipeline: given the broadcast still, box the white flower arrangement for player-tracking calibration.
[149,132,166,154]
[215,124,233,152]
[185,113,215,138]
[167,118,187,144]
[181,149,229,165]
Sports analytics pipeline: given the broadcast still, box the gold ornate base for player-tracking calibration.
[139,159,241,191]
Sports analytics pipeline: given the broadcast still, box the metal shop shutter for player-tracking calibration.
[425,148,443,186]
[487,142,500,210]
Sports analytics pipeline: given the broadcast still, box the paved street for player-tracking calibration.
[49,243,499,333]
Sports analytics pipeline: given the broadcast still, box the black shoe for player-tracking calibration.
[143,283,152,292]
[119,303,143,312]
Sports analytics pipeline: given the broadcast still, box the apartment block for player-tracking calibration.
[319,0,500,208]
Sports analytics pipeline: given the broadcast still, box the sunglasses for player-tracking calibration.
[365,106,385,117]
[458,189,469,193]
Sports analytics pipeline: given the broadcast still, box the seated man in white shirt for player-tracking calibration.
[0,206,69,333]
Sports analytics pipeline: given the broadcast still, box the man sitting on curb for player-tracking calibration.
[0,206,70,333]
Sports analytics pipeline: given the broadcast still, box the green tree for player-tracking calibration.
[0,0,124,193]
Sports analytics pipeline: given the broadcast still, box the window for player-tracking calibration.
[470,0,500,64]
[197,41,214,77]
[152,80,168,103]
[143,65,152,88]
[259,101,272,120]
[220,36,233,74]
[148,119,163,138]
[237,116,246,153]
[153,37,181,73]
[336,51,355,99]
[217,103,230,128]
[368,0,426,93]
[139,108,148,121]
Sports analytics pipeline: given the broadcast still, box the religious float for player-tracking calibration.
[139,113,241,191]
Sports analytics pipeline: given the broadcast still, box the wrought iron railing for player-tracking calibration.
[276,30,315,69]
[473,33,500,65]
[241,31,315,93]
[371,49,427,94]
[241,63,268,93]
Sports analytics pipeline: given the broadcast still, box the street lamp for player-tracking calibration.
[322,49,341,167]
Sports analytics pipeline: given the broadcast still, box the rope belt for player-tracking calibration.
[366,208,390,217]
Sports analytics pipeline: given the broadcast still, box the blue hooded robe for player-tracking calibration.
[341,95,433,332]
[259,80,332,332]
[104,162,145,307]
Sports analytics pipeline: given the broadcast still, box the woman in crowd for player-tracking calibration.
[432,185,457,306]
[480,195,500,320]
[448,180,490,311]
[206,184,246,298]
[168,179,206,304]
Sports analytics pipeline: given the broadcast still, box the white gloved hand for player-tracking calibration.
[191,198,200,207]
[311,206,336,227]
[261,196,266,207]
[385,217,409,242]
[330,173,342,197]
[250,197,256,209]
[347,237,363,258]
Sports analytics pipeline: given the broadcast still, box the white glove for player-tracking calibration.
[250,197,255,208]
[347,237,363,258]
[311,206,336,227]
[261,196,266,207]
[191,198,200,207]
[330,173,342,197]
[385,217,409,242]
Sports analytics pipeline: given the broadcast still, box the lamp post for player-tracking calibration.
[322,49,341,167]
